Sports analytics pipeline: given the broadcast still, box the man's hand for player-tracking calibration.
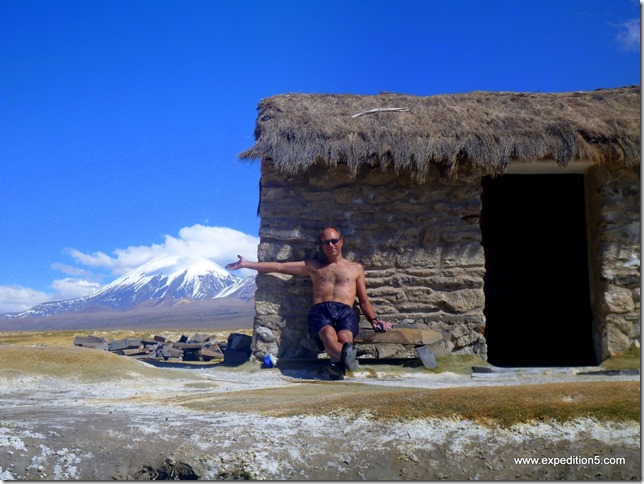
[225,255,246,271]
[373,320,394,332]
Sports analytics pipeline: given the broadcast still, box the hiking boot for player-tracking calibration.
[327,361,345,380]
[341,342,359,372]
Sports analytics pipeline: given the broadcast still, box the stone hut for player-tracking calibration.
[239,86,640,367]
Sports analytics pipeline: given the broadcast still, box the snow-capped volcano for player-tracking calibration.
[95,255,240,304]
[10,256,253,318]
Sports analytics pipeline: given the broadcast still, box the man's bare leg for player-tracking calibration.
[319,326,353,362]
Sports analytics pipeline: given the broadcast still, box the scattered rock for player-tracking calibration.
[73,333,229,364]
[223,333,253,366]
[131,458,199,480]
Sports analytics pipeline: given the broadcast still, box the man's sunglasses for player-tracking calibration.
[320,238,340,246]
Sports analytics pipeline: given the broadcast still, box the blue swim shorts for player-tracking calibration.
[307,301,360,339]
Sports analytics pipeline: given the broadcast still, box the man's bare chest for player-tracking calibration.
[315,265,354,286]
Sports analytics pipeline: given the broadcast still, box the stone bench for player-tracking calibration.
[353,326,450,368]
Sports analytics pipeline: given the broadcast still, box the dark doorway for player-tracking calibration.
[481,174,595,367]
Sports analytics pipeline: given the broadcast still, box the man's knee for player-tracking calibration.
[318,324,337,340]
[337,329,354,343]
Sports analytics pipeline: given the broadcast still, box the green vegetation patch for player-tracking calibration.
[601,345,641,371]
[429,354,491,374]
[174,380,640,427]
[365,381,641,426]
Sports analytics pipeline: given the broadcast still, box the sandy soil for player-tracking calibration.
[0,355,640,480]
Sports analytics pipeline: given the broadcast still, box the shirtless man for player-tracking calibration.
[225,227,393,379]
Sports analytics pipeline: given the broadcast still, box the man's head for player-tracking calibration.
[318,227,343,260]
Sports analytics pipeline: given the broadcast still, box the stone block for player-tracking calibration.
[255,326,276,343]
[173,343,204,350]
[201,345,224,360]
[606,314,641,340]
[108,338,141,352]
[607,327,633,356]
[375,344,406,359]
[158,345,183,359]
[415,346,438,369]
[227,333,253,351]
[427,338,453,357]
[189,333,209,343]
[355,328,443,345]
[223,333,253,366]
[603,285,636,313]
[122,348,148,356]
[223,350,252,366]
[182,349,202,361]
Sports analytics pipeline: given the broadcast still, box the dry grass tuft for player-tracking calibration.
[0,328,252,382]
[0,345,184,381]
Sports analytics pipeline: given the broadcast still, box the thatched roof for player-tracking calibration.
[239,86,640,181]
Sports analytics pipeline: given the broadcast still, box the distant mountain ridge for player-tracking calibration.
[2,256,257,320]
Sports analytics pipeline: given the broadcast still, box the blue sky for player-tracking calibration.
[0,0,640,313]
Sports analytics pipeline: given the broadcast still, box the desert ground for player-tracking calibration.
[0,330,640,480]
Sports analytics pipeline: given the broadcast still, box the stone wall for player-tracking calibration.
[252,160,641,363]
[587,166,641,359]
[253,160,487,359]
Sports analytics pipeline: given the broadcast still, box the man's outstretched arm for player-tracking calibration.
[225,255,309,277]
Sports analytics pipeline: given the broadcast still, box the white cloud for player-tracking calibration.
[0,285,51,314]
[0,279,101,314]
[51,278,101,300]
[614,18,640,51]
[65,224,260,278]
[64,248,122,270]
[51,262,97,278]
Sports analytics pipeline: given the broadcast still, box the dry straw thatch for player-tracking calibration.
[240,86,640,182]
